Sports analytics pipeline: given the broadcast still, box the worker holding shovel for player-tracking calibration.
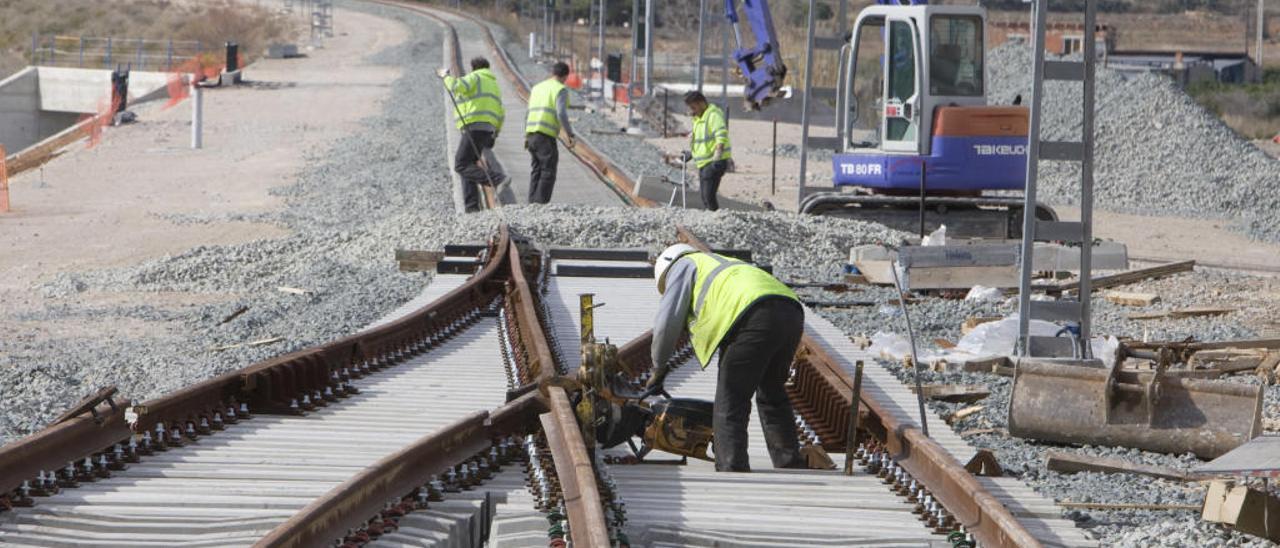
[438,57,508,212]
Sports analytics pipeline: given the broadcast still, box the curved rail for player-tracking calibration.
[0,227,507,501]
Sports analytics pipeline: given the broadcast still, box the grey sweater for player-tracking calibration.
[650,258,695,376]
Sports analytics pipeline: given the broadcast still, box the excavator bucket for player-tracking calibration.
[1008,358,1263,459]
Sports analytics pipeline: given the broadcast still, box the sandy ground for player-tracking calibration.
[0,9,407,336]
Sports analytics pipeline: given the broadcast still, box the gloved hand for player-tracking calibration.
[641,367,670,399]
[679,150,692,163]
[566,135,576,148]
[436,67,449,78]
[726,158,736,172]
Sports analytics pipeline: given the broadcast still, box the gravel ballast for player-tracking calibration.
[988,43,1280,243]
[0,0,457,443]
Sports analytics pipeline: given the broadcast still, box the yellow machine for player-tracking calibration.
[571,294,715,461]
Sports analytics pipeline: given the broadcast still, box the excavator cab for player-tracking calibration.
[835,3,1027,192]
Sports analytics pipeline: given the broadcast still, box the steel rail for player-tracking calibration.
[255,389,546,548]
[0,226,511,505]
[505,239,614,543]
[672,225,1043,548]
[390,0,656,207]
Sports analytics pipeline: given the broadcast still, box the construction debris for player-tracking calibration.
[276,287,309,295]
[1060,502,1201,511]
[1104,291,1160,307]
[1201,480,1280,542]
[1044,451,1188,482]
[395,249,444,272]
[917,384,991,403]
[1128,306,1237,321]
[949,405,985,424]
[961,316,1002,335]
[209,336,284,352]
[1058,260,1195,293]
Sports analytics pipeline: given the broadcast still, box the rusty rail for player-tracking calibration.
[0,227,511,500]
[672,225,1042,548]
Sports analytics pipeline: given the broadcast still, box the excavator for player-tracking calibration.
[725,0,1056,238]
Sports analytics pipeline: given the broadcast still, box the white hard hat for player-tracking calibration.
[654,243,698,293]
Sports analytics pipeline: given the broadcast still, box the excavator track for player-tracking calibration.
[800,193,1059,240]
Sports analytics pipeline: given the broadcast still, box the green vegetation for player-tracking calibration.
[1189,69,1280,140]
[0,0,292,80]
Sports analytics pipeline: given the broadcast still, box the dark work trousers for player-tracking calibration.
[699,159,728,212]
[455,128,496,213]
[713,297,806,472]
[526,132,559,204]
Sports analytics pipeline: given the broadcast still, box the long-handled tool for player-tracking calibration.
[668,150,691,208]
[439,70,499,195]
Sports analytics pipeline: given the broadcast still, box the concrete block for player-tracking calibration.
[267,43,301,59]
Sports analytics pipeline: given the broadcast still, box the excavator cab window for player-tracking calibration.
[929,15,983,96]
[846,19,884,149]
[883,18,920,149]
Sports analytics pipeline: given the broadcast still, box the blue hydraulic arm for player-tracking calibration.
[724,0,786,110]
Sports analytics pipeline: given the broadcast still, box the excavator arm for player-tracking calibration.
[724,0,787,110]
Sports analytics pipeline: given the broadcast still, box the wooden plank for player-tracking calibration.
[1128,307,1237,321]
[949,405,985,423]
[1045,450,1189,481]
[1059,260,1195,292]
[1104,291,1160,307]
[1124,337,1280,352]
[1059,502,1200,511]
[395,249,445,273]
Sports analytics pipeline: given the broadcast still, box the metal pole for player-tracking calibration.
[643,0,653,95]
[191,81,203,149]
[598,0,607,103]
[843,361,863,476]
[797,0,818,210]
[79,37,85,67]
[918,162,927,239]
[721,12,729,115]
[1259,0,1266,77]
[627,0,639,127]
[889,261,929,438]
[1078,0,1097,356]
[771,117,777,195]
[662,87,668,138]
[106,37,113,69]
[1017,0,1047,356]
[695,0,707,91]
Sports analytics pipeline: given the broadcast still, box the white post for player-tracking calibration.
[529,32,536,59]
[191,82,203,149]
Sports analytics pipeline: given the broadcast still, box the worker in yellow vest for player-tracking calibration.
[438,57,507,212]
[647,244,806,472]
[685,91,733,211]
[524,62,576,204]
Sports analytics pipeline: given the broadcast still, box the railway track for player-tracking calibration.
[1,2,1104,547]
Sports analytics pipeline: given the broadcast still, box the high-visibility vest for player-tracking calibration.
[682,252,799,367]
[446,68,504,131]
[690,103,732,168]
[526,78,566,138]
